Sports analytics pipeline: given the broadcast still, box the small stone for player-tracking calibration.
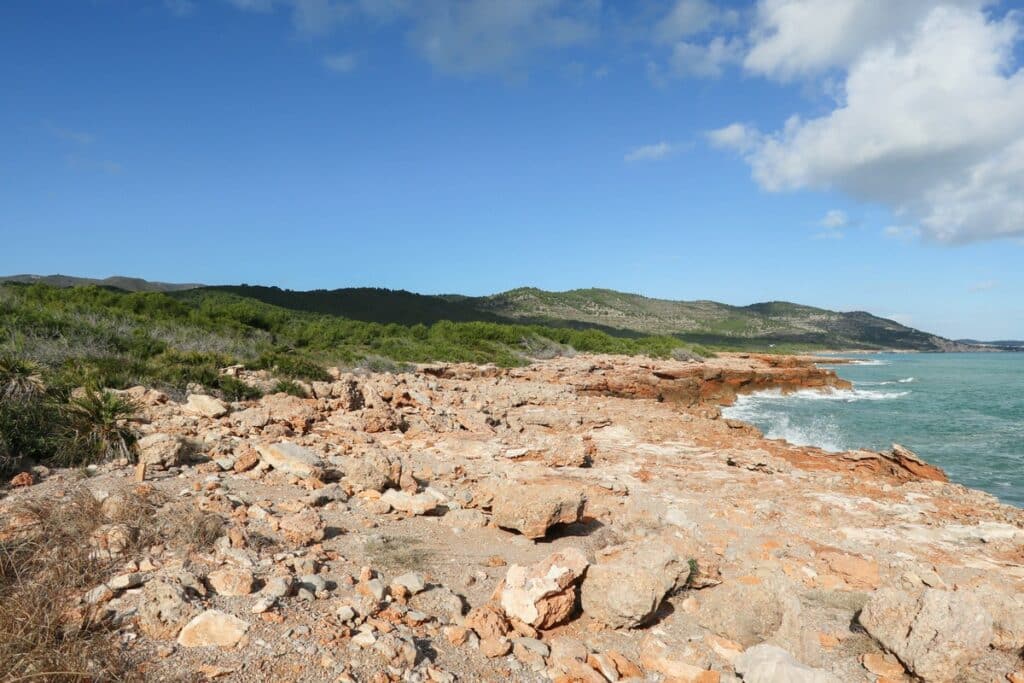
[257,442,324,478]
[480,636,512,658]
[251,597,276,614]
[177,610,249,648]
[278,508,325,546]
[184,394,228,418]
[734,644,839,683]
[207,567,256,596]
[260,576,294,599]
[861,653,906,678]
[391,571,426,595]
[466,604,510,640]
[499,548,588,629]
[10,471,33,487]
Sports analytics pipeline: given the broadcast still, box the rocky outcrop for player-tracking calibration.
[858,587,994,681]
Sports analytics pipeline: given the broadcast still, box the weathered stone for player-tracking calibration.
[391,571,426,595]
[207,567,256,596]
[136,433,190,470]
[465,604,511,640]
[581,545,687,628]
[380,488,439,516]
[257,442,323,478]
[734,644,840,683]
[444,508,487,529]
[499,548,588,629]
[479,636,512,658]
[491,483,584,539]
[695,578,786,647]
[138,580,197,640]
[177,609,249,648]
[639,633,719,682]
[858,587,994,682]
[184,394,228,418]
[345,449,401,492]
[232,406,269,430]
[278,508,325,546]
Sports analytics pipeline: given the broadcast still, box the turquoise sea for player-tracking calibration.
[721,353,1024,507]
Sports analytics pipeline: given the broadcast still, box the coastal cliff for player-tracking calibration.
[2,353,1020,682]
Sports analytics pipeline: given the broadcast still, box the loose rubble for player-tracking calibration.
[2,352,1021,682]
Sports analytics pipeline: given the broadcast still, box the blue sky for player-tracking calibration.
[1,0,1022,339]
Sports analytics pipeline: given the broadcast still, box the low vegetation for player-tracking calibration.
[0,282,709,475]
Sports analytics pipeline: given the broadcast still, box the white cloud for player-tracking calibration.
[666,35,743,78]
[743,0,986,80]
[324,53,357,72]
[625,141,682,162]
[715,4,1024,244]
[226,0,596,73]
[653,0,723,43]
[968,279,998,292]
[819,209,848,229]
[813,208,848,238]
[408,0,597,75]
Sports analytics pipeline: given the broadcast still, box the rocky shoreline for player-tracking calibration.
[3,352,1022,682]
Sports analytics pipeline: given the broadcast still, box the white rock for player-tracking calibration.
[734,645,841,683]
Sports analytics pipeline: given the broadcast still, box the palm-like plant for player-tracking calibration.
[62,389,140,465]
[0,354,46,403]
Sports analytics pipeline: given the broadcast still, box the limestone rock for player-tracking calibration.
[734,644,841,683]
[581,545,687,628]
[499,548,588,629]
[345,449,401,492]
[491,483,584,539]
[858,587,994,682]
[136,433,190,470]
[138,580,197,639]
[380,488,439,516]
[465,604,510,640]
[177,609,249,648]
[232,406,269,430]
[278,508,325,546]
[207,567,256,596]
[639,633,718,682]
[184,394,228,418]
[695,578,786,647]
[257,442,323,478]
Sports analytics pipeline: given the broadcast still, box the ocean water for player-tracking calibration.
[721,353,1024,507]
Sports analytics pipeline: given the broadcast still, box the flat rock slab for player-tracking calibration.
[177,609,249,648]
[257,442,323,478]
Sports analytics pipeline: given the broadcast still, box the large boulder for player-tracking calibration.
[256,442,323,478]
[858,587,994,682]
[734,645,841,683]
[491,483,584,539]
[581,545,688,628]
[499,548,588,629]
[694,577,797,648]
[183,394,228,418]
[177,610,249,648]
[136,433,190,470]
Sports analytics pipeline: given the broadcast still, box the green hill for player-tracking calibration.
[2,276,971,354]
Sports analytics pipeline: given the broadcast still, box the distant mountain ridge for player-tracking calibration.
[1,274,981,351]
[0,274,201,292]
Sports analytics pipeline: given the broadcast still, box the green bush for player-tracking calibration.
[216,375,263,402]
[271,379,308,397]
[60,389,139,466]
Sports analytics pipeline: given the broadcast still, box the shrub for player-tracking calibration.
[271,379,308,398]
[216,375,263,402]
[0,355,45,403]
[60,389,139,466]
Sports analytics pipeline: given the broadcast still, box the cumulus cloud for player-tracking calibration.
[743,0,986,80]
[647,0,743,81]
[225,0,350,35]
[624,141,682,162]
[653,0,732,43]
[714,3,1024,244]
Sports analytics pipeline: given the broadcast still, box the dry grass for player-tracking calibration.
[0,487,160,682]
